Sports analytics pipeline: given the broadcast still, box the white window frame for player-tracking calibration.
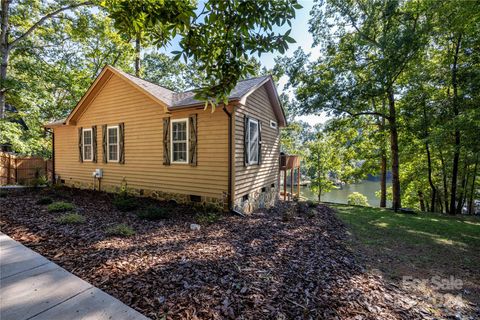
[270,120,277,129]
[82,128,93,162]
[247,118,259,165]
[170,118,189,164]
[107,125,119,163]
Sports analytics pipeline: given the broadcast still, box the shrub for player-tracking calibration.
[113,196,138,212]
[137,206,170,220]
[32,175,49,187]
[196,212,220,224]
[36,197,53,205]
[306,200,317,208]
[347,192,370,207]
[105,224,135,237]
[0,191,7,198]
[47,201,75,212]
[55,213,86,224]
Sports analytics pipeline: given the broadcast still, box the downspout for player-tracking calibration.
[223,106,244,217]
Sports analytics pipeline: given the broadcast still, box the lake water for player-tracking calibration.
[300,180,392,207]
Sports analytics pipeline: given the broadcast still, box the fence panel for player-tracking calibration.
[0,152,52,186]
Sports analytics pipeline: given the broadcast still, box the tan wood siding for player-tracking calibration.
[233,85,280,200]
[54,74,229,199]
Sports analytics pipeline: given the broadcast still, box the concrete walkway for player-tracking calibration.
[0,232,149,320]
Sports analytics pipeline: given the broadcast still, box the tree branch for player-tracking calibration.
[9,1,94,49]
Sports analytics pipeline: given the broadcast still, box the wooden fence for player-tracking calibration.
[0,152,52,186]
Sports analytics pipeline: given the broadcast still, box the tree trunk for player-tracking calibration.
[379,102,387,208]
[440,149,449,213]
[449,34,462,215]
[135,33,141,77]
[468,157,478,214]
[0,0,10,119]
[418,191,426,212]
[387,88,401,211]
[380,152,387,207]
[422,102,436,212]
[456,160,469,214]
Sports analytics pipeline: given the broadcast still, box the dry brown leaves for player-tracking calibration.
[0,188,445,319]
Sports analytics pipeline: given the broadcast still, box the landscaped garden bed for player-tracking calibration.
[0,187,470,319]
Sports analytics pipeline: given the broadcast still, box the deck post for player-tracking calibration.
[290,168,293,200]
[283,170,286,201]
[297,166,300,198]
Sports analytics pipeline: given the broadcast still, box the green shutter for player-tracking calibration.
[119,123,125,164]
[92,126,97,163]
[102,125,107,163]
[244,115,249,166]
[163,117,170,165]
[189,114,198,166]
[258,120,262,165]
[78,127,83,162]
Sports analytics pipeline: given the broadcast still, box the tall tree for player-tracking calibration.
[0,0,94,119]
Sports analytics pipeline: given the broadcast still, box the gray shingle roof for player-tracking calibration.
[170,76,270,108]
[111,66,270,108]
[111,67,175,105]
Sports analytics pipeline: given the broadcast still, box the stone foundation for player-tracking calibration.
[60,179,226,211]
[234,184,279,214]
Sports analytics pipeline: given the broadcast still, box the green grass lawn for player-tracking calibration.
[332,204,480,304]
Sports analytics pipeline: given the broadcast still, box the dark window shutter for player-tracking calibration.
[258,120,262,165]
[78,127,83,162]
[189,114,198,166]
[92,126,97,163]
[102,125,107,163]
[119,123,125,164]
[244,115,249,166]
[163,117,170,165]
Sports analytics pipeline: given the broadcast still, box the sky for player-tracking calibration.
[159,0,328,127]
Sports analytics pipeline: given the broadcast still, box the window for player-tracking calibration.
[247,118,259,165]
[270,120,277,129]
[82,128,93,161]
[107,125,119,162]
[171,119,189,163]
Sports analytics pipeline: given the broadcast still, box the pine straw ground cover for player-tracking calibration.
[0,187,473,319]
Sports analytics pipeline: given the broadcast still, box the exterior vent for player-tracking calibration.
[190,195,202,202]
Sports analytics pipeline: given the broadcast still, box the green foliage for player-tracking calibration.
[105,224,135,237]
[112,196,138,212]
[196,212,220,225]
[55,213,86,225]
[347,192,370,207]
[137,206,170,220]
[36,197,53,205]
[47,201,74,212]
[31,175,49,187]
[0,191,7,198]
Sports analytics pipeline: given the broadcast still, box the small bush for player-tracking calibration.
[36,197,53,205]
[347,192,370,207]
[137,206,170,220]
[306,200,317,208]
[113,196,138,212]
[105,224,135,237]
[55,213,86,224]
[32,175,49,187]
[196,212,220,224]
[47,201,75,212]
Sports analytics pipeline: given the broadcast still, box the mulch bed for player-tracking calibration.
[1,187,441,319]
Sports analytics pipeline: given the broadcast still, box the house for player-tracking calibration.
[45,65,286,214]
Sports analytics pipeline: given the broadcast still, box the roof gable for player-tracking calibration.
[52,65,286,127]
